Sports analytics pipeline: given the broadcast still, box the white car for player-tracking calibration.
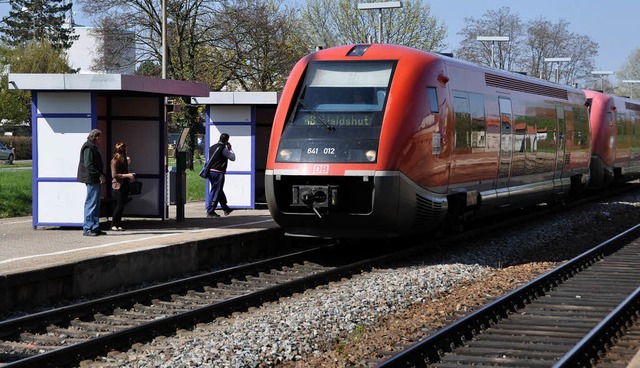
[0,143,14,164]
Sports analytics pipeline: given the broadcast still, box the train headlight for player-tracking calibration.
[278,148,301,162]
[365,150,377,162]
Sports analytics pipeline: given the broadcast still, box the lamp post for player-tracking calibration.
[476,36,509,69]
[591,70,614,92]
[543,57,571,83]
[357,1,402,44]
[622,80,640,100]
[161,0,167,79]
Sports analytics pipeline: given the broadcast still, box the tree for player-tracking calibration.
[0,0,77,49]
[0,42,75,132]
[76,0,309,168]
[455,7,524,71]
[616,48,640,98]
[136,60,162,78]
[76,0,226,169]
[525,17,596,86]
[90,17,137,73]
[76,0,228,86]
[300,0,446,52]
[211,0,309,91]
[455,7,597,86]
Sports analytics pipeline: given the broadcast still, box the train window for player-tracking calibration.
[573,106,589,147]
[427,87,438,113]
[618,112,630,148]
[453,91,486,149]
[453,93,471,148]
[294,61,394,115]
[469,93,486,148]
[276,60,396,163]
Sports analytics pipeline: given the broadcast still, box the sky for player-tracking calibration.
[1,0,638,80]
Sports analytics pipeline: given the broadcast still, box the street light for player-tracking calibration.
[591,70,614,92]
[622,80,640,100]
[161,0,167,79]
[476,36,509,69]
[357,1,403,44]
[543,57,571,83]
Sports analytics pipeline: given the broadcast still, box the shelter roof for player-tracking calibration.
[193,91,280,105]
[8,74,210,97]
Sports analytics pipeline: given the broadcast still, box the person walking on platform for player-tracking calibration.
[206,133,236,218]
[77,129,107,236]
[110,142,136,231]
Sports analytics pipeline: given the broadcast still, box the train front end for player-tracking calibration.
[265,44,446,238]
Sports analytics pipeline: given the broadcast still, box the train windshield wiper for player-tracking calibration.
[297,99,336,132]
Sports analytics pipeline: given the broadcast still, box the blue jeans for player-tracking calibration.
[84,183,101,233]
[206,170,230,214]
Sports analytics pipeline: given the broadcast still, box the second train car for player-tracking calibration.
[265,44,592,238]
[585,89,640,188]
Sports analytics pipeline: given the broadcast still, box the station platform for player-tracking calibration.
[0,202,285,312]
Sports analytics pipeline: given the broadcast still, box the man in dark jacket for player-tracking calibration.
[206,133,236,217]
[77,129,106,236]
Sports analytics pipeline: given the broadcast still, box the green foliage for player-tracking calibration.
[0,165,205,218]
[10,41,76,73]
[352,324,365,341]
[301,0,446,51]
[0,42,74,130]
[616,48,640,98]
[0,75,31,127]
[0,169,32,217]
[0,136,31,160]
[0,0,77,50]
[136,60,162,77]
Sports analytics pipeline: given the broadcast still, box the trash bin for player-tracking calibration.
[167,166,186,205]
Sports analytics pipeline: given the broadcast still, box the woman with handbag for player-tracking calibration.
[110,142,136,231]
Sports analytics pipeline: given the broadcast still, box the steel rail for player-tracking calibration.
[2,241,413,367]
[553,286,640,367]
[375,222,640,367]
[0,245,334,339]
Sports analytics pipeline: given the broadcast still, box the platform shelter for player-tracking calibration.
[192,92,280,209]
[8,73,210,228]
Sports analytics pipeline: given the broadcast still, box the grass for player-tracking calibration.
[185,167,207,201]
[0,163,207,219]
[0,162,31,168]
[0,169,32,218]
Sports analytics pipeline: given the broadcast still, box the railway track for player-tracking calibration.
[0,244,356,367]
[1,186,637,367]
[0,216,528,367]
[375,223,640,367]
[0,235,460,367]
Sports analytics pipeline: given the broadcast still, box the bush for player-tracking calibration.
[0,136,31,160]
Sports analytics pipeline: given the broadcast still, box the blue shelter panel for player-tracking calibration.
[205,105,255,208]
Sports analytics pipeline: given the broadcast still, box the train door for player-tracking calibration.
[496,97,513,207]
[554,106,566,178]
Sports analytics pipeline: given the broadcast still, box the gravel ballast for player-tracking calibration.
[89,191,640,367]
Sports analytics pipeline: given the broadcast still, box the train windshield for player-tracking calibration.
[276,60,395,163]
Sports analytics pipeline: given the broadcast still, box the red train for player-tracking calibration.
[264,43,640,239]
[585,90,640,188]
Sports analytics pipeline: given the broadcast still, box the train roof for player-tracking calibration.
[309,43,585,95]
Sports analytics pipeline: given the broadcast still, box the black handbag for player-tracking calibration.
[199,146,221,178]
[129,180,143,195]
[199,165,209,178]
